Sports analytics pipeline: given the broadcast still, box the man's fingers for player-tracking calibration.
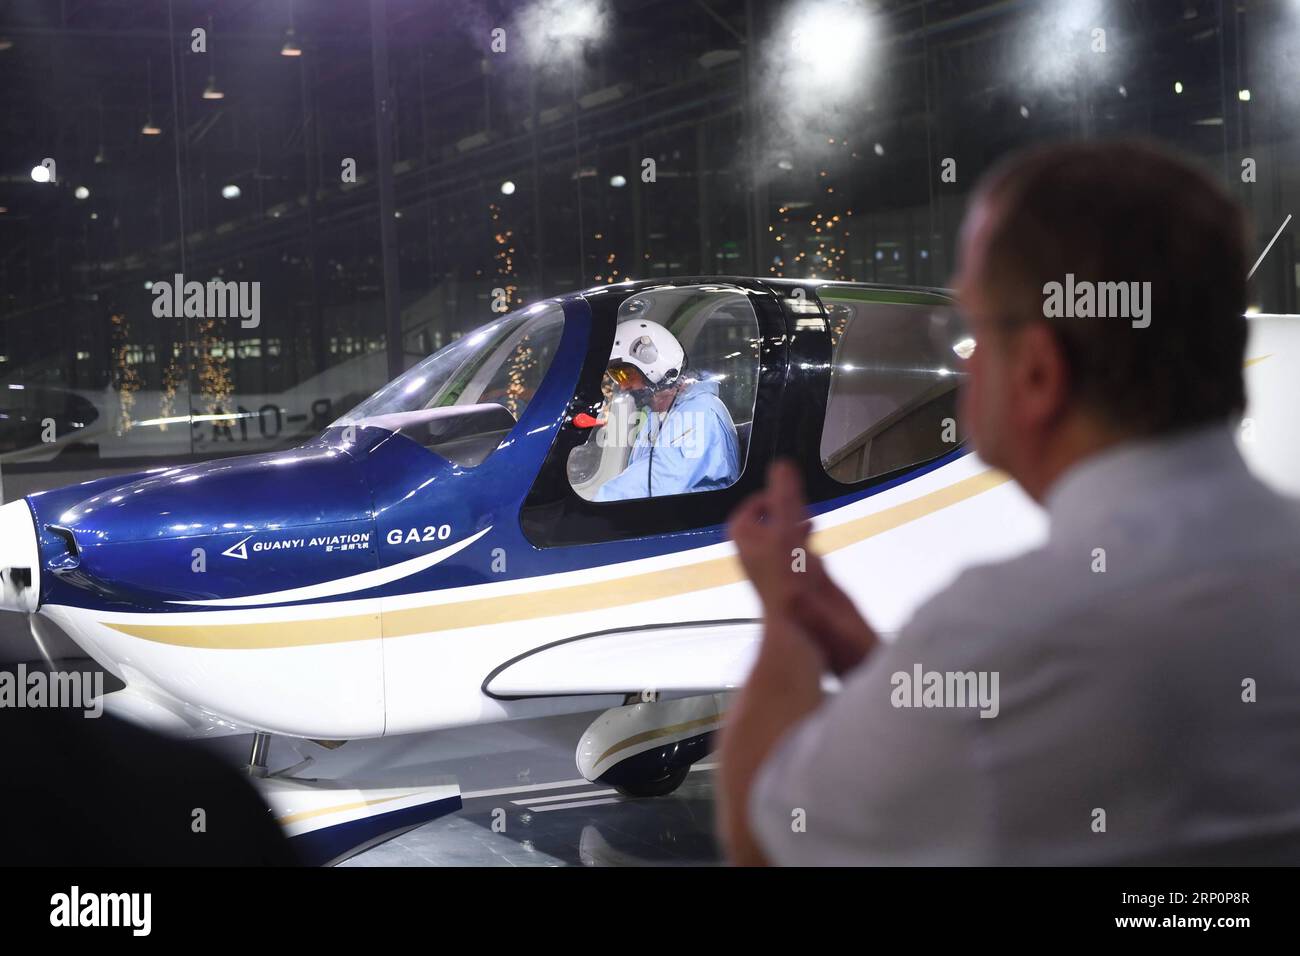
[767,460,805,532]
[727,490,768,541]
[792,590,836,632]
[790,588,877,667]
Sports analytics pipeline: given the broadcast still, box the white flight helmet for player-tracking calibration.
[608,319,685,389]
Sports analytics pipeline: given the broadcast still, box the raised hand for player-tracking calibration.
[727,460,814,616]
[728,460,878,675]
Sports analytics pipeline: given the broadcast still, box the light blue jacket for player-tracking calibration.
[593,378,741,501]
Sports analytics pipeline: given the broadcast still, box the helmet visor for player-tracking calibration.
[607,362,649,391]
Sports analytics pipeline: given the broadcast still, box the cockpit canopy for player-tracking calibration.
[330,281,969,497]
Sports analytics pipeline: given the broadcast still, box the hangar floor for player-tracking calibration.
[346,767,721,867]
[211,709,723,866]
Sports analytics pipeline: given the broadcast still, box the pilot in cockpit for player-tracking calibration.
[593,319,741,502]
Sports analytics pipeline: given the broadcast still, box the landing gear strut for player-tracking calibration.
[247,731,272,778]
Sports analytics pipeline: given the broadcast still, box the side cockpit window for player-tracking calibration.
[819,291,972,485]
[567,285,760,501]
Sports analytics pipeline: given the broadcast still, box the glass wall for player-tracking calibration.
[1,0,1296,478]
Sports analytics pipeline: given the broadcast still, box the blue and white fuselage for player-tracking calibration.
[0,280,1294,862]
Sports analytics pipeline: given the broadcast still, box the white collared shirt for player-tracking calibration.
[750,425,1300,865]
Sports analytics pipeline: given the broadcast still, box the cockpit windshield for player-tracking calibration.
[331,301,566,466]
[333,301,565,427]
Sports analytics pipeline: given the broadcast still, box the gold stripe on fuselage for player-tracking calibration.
[103,468,1009,650]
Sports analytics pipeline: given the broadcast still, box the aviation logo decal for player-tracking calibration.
[222,536,251,560]
[222,532,372,560]
[167,526,492,608]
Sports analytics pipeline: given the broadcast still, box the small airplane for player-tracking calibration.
[1,278,1295,864]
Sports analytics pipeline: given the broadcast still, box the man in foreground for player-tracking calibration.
[719,141,1300,865]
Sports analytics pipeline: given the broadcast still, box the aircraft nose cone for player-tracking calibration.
[0,498,40,613]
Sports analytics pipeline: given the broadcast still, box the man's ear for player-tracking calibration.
[1011,322,1072,429]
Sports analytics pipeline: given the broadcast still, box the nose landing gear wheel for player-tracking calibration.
[610,764,689,799]
[577,694,726,797]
